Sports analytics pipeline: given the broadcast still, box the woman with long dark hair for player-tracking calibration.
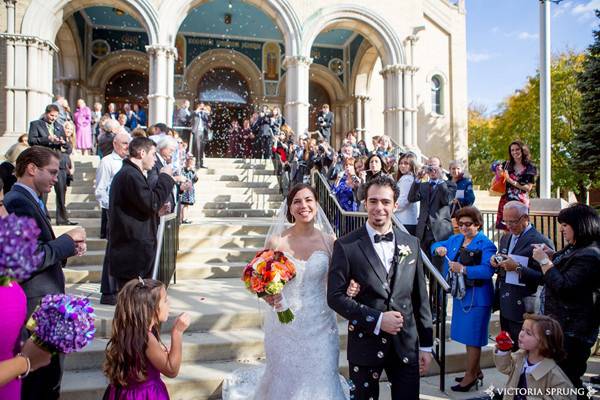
[533,203,600,395]
[495,140,537,230]
[395,152,420,235]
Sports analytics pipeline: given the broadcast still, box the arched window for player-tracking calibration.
[431,75,443,115]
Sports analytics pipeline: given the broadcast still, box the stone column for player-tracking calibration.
[146,45,176,125]
[361,96,371,138]
[380,64,404,147]
[283,56,312,140]
[354,95,363,137]
[5,0,17,34]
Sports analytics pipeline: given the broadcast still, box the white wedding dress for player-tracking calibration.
[222,250,350,400]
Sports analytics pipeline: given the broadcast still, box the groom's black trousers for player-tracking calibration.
[349,348,420,400]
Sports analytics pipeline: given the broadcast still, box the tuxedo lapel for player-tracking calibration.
[357,226,389,289]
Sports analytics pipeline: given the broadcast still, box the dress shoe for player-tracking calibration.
[451,376,480,392]
[57,220,78,226]
[455,371,484,383]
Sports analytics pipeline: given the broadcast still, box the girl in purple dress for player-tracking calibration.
[103,279,191,400]
[74,99,93,155]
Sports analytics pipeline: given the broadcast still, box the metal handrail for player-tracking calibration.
[152,212,179,287]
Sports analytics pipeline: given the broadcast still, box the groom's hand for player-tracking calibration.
[419,351,433,375]
[381,311,404,334]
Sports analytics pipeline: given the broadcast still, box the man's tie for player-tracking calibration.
[374,232,394,243]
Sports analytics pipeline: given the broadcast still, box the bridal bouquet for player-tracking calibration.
[242,249,296,323]
[26,294,96,353]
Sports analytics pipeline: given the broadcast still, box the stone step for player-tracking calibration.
[70,171,278,184]
[48,208,279,219]
[64,182,278,195]
[176,247,261,264]
[60,343,496,400]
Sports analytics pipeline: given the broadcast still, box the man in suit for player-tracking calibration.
[175,99,192,128]
[491,201,554,350]
[317,103,334,144]
[191,102,210,169]
[408,157,456,255]
[148,136,184,214]
[257,105,274,160]
[108,137,175,289]
[4,146,86,400]
[28,104,75,225]
[107,102,119,120]
[328,174,433,400]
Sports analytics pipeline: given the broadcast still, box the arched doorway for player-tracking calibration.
[198,68,251,157]
[105,70,149,110]
[308,82,332,133]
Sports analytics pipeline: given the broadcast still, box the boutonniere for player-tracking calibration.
[397,244,412,262]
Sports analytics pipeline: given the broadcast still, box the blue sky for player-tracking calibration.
[466,0,599,114]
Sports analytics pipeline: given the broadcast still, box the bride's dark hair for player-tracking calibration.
[286,183,318,223]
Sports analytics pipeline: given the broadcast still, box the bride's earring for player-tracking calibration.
[291,215,295,223]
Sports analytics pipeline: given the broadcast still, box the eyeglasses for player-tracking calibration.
[502,215,526,225]
[457,221,474,228]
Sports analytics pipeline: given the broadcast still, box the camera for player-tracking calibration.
[493,255,506,264]
[424,166,435,173]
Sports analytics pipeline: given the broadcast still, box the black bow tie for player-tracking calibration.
[374,232,394,243]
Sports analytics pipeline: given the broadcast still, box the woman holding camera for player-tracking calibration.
[395,152,419,235]
[432,206,497,392]
[533,203,600,395]
[331,157,358,212]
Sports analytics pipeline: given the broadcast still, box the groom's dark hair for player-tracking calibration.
[286,183,318,223]
[365,174,399,202]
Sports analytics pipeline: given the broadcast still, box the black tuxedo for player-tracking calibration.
[317,111,334,143]
[494,225,554,349]
[4,184,76,400]
[328,225,433,399]
[108,159,175,283]
[408,179,456,246]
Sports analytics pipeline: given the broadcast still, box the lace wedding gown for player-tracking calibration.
[222,250,350,400]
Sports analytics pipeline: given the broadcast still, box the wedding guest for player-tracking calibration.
[491,201,554,351]
[54,121,75,225]
[123,103,136,130]
[107,103,118,120]
[432,206,496,392]
[495,141,537,230]
[1,142,28,194]
[4,146,86,400]
[316,104,334,143]
[356,153,388,204]
[98,119,121,158]
[91,102,103,152]
[494,314,575,400]
[107,138,175,288]
[175,99,192,127]
[95,133,130,304]
[534,203,600,395]
[74,99,92,155]
[118,114,131,134]
[241,119,254,158]
[395,152,420,235]
[0,339,51,394]
[448,160,475,214]
[228,120,242,157]
[133,104,147,127]
[331,157,358,212]
[28,104,67,151]
[180,157,198,224]
[103,279,190,399]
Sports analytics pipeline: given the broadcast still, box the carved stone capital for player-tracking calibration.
[145,45,178,59]
[283,56,313,69]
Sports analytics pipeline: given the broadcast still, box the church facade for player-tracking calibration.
[0,0,467,164]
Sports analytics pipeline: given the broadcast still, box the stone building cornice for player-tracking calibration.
[0,33,59,52]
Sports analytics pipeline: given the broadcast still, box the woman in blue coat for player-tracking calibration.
[432,206,496,392]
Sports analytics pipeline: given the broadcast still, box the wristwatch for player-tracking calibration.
[515,264,523,274]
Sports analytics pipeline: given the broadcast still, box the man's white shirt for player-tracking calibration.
[94,152,125,209]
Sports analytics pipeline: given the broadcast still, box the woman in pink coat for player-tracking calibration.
[74,99,93,155]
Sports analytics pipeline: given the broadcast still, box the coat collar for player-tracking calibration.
[11,184,54,234]
[512,350,558,381]
[358,225,388,290]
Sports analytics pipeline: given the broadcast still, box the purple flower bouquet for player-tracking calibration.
[26,294,96,353]
[0,214,43,286]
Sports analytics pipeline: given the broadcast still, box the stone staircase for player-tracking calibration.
[55,156,499,400]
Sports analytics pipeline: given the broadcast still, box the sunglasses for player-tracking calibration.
[457,221,474,228]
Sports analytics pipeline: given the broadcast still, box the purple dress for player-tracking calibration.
[105,361,170,400]
[74,106,93,150]
[0,281,27,400]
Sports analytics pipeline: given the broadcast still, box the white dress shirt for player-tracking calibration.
[94,152,124,209]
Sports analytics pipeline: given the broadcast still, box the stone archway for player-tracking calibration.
[180,49,263,104]
[159,0,301,55]
[301,5,409,146]
[87,50,149,105]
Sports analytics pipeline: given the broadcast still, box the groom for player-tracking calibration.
[328,174,433,400]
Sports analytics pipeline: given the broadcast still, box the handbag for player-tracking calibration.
[489,162,508,196]
[458,248,484,287]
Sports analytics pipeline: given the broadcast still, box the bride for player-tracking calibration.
[222,183,350,400]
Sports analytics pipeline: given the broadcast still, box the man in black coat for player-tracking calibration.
[317,103,334,143]
[4,146,86,400]
[108,137,175,288]
[256,105,274,160]
[328,175,433,400]
[491,201,554,350]
[28,104,75,225]
[408,157,457,255]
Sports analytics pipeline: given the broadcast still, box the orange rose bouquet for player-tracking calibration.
[242,249,296,323]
